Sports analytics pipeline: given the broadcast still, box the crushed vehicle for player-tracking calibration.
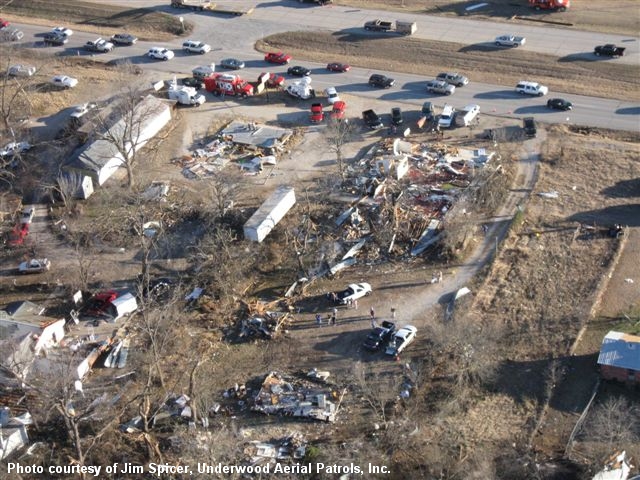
[1,141,31,158]
[362,109,383,129]
[594,44,625,57]
[84,38,114,53]
[385,325,417,356]
[363,321,396,351]
[19,258,51,274]
[329,282,372,305]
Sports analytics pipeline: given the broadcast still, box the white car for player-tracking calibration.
[21,206,35,224]
[182,40,211,54]
[385,325,417,356]
[438,105,456,128]
[0,141,31,157]
[19,258,51,274]
[324,87,340,104]
[70,102,98,119]
[495,35,525,47]
[8,64,36,77]
[147,47,174,61]
[51,26,73,37]
[516,81,548,97]
[50,75,78,88]
[332,283,372,305]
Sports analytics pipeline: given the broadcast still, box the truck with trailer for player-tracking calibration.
[205,73,254,97]
[363,20,417,35]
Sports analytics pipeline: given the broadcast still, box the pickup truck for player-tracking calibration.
[362,109,383,130]
[84,38,114,53]
[494,35,526,47]
[364,19,417,35]
[19,258,51,274]
[594,44,625,57]
[523,117,537,138]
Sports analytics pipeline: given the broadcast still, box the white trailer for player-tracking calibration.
[244,186,296,242]
[167,80,205,106]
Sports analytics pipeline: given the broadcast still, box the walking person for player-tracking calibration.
[332,307,338,325]
[353,299,358,310]
[371,317,377,329]
[390,307,396,320]
[316,313,322,327]
[370,307,375,322]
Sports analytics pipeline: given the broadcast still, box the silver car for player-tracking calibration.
[436,72,469,87]
[426,79,455,95]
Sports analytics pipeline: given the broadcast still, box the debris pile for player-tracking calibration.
[243,433,306,466]
[252,371,345,423]
[240,312,290,339]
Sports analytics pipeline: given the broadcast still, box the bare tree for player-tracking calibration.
[353,362,402,429]
[205,168,247,222]
[324,117,354,180]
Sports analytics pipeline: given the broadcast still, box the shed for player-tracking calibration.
[63,95,172,192]
[0,301,66,355]
[597,331,640,384]
[243,186,296,243]
[0,407,30,460]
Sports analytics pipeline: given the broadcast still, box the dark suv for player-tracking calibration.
[391,107,404,126]
[368,74,395,89]
[43,32,68,46]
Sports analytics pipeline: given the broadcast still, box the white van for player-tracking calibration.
[438,105,455,128]
[516,81,548,96]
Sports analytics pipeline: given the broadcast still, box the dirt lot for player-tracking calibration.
[336,0,640,37]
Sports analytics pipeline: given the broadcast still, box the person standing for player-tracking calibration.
[353,299,358,310]
[316,313,322,327]
[332,307,338,325]
[390,307,396,320]
[370,307,375,322]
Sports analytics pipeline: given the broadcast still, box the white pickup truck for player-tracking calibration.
[494,35,526,47]
[19,258,51,274]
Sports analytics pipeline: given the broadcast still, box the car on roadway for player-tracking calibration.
[326,62,350,72]
[363,321,396,351]
[220,58,245,70]
[547,98,573,111]
[0,18,9,29]
[147,47,174,61]
[495,35,525,47]
[368,74,394,88]
[19,258,51,274]
[182,77,205,90]
[426,79,455,95]
[182,40,211,54]
[287,65,311,77]
[7,64,36,77]
[391,107,404,126]
[51,26,73,37]
[70,102,99,120]
[324,87,340,104]
[43,32,68,46]
[50,75,78,89]
[1,141,31,158]
[516,81,548,96]
[332,283,372,305]
[84,38,114,53]
[264,52,292,64]
[385,325,417,356]
[111,33,138,45]
[436,72,469,87]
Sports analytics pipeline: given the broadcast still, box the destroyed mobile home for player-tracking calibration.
[252,372,345,423]
[179,121,294,178]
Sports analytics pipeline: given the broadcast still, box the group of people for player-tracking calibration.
[315,305,398,329]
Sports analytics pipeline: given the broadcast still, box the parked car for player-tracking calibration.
[331,283,372,305]
[368,74,394,88]
[331,101,346,120]
[310,103,324,123]
[362,109,383,129]
[516,81,548,96]
[51,26,73,37]
[147,47,174,61]
[0,18,9,29]
[0,141,31,158]
[19,258,50,274]
[326,62,350,72]
[111,33,138,45]
[436,72,469,87]
[192,64,216,80]
[7,223,29,246]
[495,35,525,47]
[385,325,417,356]
[43,32,68,46]
[20,206,35,224]
[547,98,573,110]
[426,79,455,95]
[324,87,340,104]
[8,64,36,77]
[264,52,292,64]
[70,102,98,120]
[438,105,456,128]
[50,75,78,88]
[454,104,480,127]
[363,321,396,351]
[287,65,311,77]
[523,117,537,138]
[220,58,245,70]
[391,107,404,126]
[182,40,211,54]
[181,77,205,90]
[84,38,114,53]
[421,101,435,120]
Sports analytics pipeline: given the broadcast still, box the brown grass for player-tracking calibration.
[258,33,640,101]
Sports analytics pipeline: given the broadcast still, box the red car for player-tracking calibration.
[331,101,347,120]
[310,103,324,123]
[7,223,29,246]
[326,62,350,73]
[0,19,9,29]
[261,72,285,88]
[264,52,292,65]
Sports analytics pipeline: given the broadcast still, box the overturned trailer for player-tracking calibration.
[244,185,296,242]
